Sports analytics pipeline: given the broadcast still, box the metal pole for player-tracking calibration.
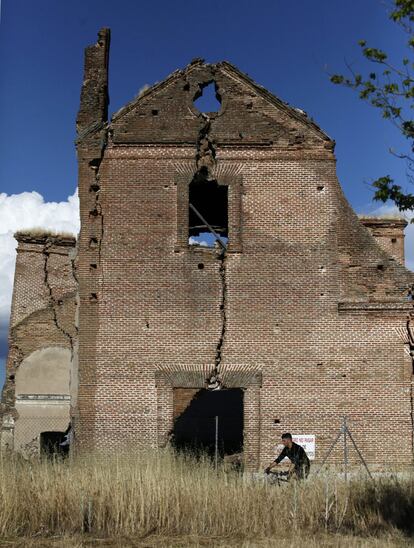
[189,203,227,250]
[214,415,219,470]
[343,416,348,482]
[315,429,343,476]
[346,427,373,481]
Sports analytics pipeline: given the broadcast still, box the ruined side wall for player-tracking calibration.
[1,233,77,452]
[359,217,408,264]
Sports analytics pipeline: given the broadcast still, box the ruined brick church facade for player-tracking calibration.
[2,28,414,468]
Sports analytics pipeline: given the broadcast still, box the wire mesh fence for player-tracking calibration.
[4,413,413,476]
[12,415,71,458]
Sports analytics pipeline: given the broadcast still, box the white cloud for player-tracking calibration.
[359,203,414,271]
[189,236,209,247]
[0,190,80,377]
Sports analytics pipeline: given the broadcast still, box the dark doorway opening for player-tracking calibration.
[172,388,243,457]
[40,431,69,457]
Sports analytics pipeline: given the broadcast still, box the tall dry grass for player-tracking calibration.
[0,449,413,541]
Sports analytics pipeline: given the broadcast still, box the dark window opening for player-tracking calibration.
[189,170,228,248]
[172,388,243,458]
[40,431,69,457]
[193,81,221,113]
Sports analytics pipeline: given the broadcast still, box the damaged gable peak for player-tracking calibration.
[96,56,332,143]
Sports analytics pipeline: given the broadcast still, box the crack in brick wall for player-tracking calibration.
[192,99,229,386]
[213,249,227,382]
[196,114,216,172]
[42,244,75,356]
[406,316,414,461]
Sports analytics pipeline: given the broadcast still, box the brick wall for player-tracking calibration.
[73,30,414,468]
[0,232,77,451]
[359,216,407,264]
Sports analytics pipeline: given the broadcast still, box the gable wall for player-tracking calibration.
[74,32,414,467]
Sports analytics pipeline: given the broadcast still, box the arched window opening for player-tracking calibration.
[193,81,221,114]
[188,170,228,248]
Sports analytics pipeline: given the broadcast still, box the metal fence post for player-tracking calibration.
[214,415,219,470]
[343,416,348,482]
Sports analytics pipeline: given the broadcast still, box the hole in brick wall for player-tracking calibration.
[152,109,159,116]
[88,159,100,170]
[188,169,228,248]
[89,183,100,192]
[391,237,397,243]
[317,185,325,192]
[89,293,98,302]
[198,263,204,270]
[40,431,69,457]
[57,299,63,306]
[274,418,281,424]
[90,263,97,271]
[89,208,99,217]
[377,264,384,271]
[183,82,190,91]
[9,375,14,381]
[246,102,253,110]
[172,388,243,458]
[193,81,221,113]
[89,238,98,249]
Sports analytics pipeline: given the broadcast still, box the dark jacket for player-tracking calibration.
[275,442,310,478]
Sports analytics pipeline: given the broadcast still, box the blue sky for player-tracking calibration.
[0,0,413,383]
[1,0,412,204]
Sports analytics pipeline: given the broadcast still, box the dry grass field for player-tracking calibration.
[0,449,412,546]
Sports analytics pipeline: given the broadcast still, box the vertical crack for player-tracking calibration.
[193,103,228,389]
[196,114,216,172]
[42,243,75,356]
[215,249,227,371]
[407,317,414,462]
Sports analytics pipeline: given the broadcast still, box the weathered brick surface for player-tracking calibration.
[1,233,77,446]
[5,29,414,467]
[73,30,414,468]
[360,217,407,264]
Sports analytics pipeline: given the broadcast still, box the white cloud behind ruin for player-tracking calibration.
[0,190,80,381]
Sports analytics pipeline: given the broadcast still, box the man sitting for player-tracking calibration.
[265,432,310,480]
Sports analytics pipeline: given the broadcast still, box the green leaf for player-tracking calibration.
[330,74,344,84]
